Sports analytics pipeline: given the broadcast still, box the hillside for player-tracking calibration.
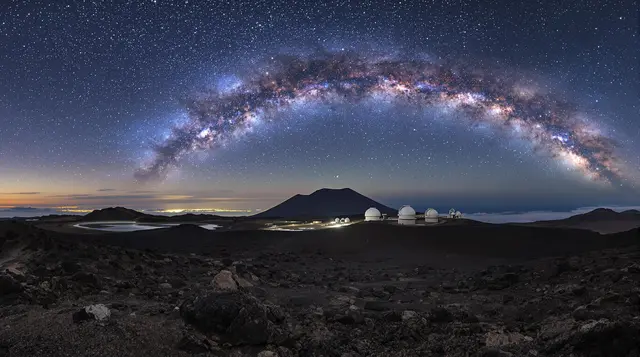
[524,208,640,234]
[81,207,233,223]
[253,188,396,218]
[81,207,149,222]
[2,219,640,357]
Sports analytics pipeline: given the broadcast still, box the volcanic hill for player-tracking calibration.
[253,188,396,218]
[526,208,640,234]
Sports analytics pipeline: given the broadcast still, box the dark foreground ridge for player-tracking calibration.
[0,220,639,356]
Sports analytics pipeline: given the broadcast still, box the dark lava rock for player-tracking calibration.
[222,258,234,267]
[381,311,402,322]
[554,259,575,276]
[364,300,394,311]
[546,320,640,356]
[479,347,513,357]
[0,274,23,295]
[73,309,93,323]
[71,272,100,287]
[429,307,454,323]
[177,331,219,354]
[180,291,289,346]
[61,260,81,274]
[335,310,364,325]
[572,285,588,296]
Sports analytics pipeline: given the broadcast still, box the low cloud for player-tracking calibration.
[1,206,49,212]
[97,189,116,192]
[4,192,41,195]
[50,194,159,200]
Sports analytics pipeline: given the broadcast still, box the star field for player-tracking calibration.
[0,0,638,213]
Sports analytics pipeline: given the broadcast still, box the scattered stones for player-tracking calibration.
[485,331,529,347]
[2,220,640,357]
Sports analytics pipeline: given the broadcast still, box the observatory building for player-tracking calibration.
[448,209,463,219]
[364,207,382,221]
[361,205,462,226]
[425,208,439,223]
[398,205,416,225]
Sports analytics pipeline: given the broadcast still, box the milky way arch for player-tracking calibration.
[135,52,621,184]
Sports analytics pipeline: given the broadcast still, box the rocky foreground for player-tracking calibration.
[1,222,640,356]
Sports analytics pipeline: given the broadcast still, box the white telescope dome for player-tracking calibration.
[398,205,416,220]
[364,207,382,221]
[425,208,439,223]
[398,205,416,225]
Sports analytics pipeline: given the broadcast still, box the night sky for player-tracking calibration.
[0,0,638,216]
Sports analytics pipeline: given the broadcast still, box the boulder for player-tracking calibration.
[73,304,111,323]
[211,270,238,292]
[402,310,417,321]
[159,283,172,289]
[180,291,289,346]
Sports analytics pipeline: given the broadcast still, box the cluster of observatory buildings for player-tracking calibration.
[363,206,462,225]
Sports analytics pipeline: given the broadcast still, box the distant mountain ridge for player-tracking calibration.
[253,188,396,218]
[82,207,145,221]
[81,207,230,222]
[526,207,640,234]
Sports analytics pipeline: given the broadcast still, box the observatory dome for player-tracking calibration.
[364,207,382,221]
[398,205,416,218]
[425,208,439,223]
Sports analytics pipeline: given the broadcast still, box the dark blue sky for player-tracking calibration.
[0,0,638,214]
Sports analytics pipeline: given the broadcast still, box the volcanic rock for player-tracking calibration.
[211,270,238,292]
[72,304,111,323]
[0,273,23,295]
[176,330,220,354]
[180,291,289,346]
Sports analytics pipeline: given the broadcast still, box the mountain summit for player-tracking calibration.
[253,188,395,218]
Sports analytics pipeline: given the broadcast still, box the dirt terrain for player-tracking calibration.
[1,220,639,356]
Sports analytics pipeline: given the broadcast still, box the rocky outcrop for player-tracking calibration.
[180,291,289,346]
